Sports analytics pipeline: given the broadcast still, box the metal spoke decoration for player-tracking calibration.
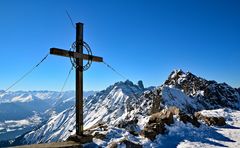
[70,41,93,71]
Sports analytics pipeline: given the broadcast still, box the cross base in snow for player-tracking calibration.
[67,134,93,144]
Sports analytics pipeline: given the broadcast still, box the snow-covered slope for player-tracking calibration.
[15,80,150,145]
[84,80,146,128]
[19,107,76,144]
[145,108,240,148]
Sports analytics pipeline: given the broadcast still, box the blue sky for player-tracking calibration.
[0,0,239,91]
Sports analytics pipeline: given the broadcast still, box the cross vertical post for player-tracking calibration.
[49,21,103,142]
[76,22,83,136]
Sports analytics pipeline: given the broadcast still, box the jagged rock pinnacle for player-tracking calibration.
[138,80,144,90]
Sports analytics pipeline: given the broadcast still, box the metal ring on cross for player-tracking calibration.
[69,41,93,71]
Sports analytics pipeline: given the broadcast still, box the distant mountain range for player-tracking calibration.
[0,70,240,147]
[0,90,96,141]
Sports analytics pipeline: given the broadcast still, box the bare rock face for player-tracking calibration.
[149,109,174,125]
[195,112,226,126]
[179,113,200,127]
[150,94,162,114]
[167,106,200,127]
[167,106,181,115]
[141,107,201,141]
[138,80,144,90]
[107,142,118,148]
[141,122,165,141]
[141,108,174,140]
[164,70,209,96]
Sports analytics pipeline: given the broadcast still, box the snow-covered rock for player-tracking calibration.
[141,69,240,114]
[164,69,240,110]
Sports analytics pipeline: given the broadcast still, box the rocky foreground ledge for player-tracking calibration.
[12,108,239,147]
[141,107,226,141]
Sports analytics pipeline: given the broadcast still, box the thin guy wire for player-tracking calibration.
[50,66,74,110]
[102,61,140,99]
[103,61,127,80]
[65,10,76,29]
[4,54,49,92]
[58,66,74,98]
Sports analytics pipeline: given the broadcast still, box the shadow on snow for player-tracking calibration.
[154,123,237,148]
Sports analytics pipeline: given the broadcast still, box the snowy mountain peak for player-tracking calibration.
[166,69,207,86]
[99,80,146,97]
[164,70,240,110]
[85,80,147,113]
[115,80,144,89]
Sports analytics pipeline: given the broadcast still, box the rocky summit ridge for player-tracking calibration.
[164,69,240,110]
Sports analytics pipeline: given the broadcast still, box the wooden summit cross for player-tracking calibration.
[50,22,103,137]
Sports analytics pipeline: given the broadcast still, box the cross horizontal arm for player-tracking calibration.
[50,48,103,62]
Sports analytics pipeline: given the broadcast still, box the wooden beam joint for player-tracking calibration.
[50,48,103,62]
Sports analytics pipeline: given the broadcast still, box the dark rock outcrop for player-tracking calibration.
[168,107,200,127]
[148,109,174,126]
[141,122,165,141]
[141,106,201,141]
[138,80,144,90]
[141,108,174,140]
[195,112,226,126]
[150,93,162,114]
[179,113,200,127]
